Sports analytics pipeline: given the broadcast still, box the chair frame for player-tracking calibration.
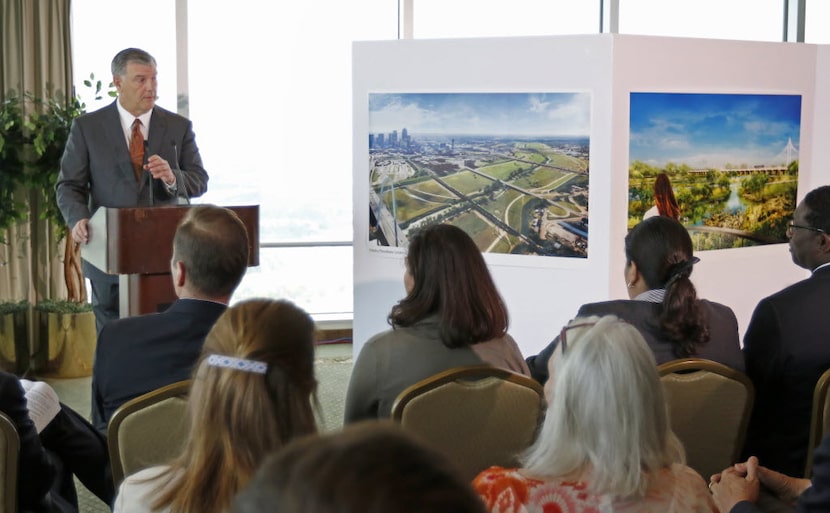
[0,412,18,513]
[658,358,755,469]
[805,367,830,477]
[107,379,192,487]
[391,364,544,420]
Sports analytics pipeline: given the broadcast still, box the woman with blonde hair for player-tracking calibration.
[475,315,716,513]
[112,299,318,513]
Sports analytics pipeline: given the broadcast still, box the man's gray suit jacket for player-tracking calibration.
[56,100,209,229]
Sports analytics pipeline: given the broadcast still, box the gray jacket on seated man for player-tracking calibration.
[91,205,249,434]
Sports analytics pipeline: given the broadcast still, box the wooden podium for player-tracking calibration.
[82,205,259,317]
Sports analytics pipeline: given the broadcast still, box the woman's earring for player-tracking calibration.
[626,281,633,289]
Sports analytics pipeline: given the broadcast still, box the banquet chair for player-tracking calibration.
[0,412,18,513]
[391,365,544,481]
[107,380,191,487]
[658,358,754,480]
[805,367,830,478]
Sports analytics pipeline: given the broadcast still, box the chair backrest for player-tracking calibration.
[658,358,754,480]
[391,365,544,482]
[0,412,18,513]
[805,367,830,478]
[107,380,191,487]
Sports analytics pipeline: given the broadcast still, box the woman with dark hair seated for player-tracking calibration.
[233,421,487,513]
[344,223,528,422]
[526,216,743,384]
[112,299,318,513]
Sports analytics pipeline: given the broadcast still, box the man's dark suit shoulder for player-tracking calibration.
[92,299,227,432]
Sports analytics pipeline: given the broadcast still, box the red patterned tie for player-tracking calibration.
[129,119,144,182]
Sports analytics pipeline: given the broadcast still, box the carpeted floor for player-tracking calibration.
[42,342,353,513]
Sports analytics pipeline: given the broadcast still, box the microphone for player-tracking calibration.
[171,140,191,205]
[144,140,154,206]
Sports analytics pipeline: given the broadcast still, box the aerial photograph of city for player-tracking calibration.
[628,92,801,251]
[369,92,591,258]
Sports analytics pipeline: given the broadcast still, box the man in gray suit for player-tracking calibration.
[57,48,209,332]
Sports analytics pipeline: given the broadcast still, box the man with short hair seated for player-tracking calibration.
[91,205,250,434]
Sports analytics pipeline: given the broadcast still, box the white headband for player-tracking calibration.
[206,354,267,374]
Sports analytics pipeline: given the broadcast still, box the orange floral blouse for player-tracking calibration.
[473,466,717,513]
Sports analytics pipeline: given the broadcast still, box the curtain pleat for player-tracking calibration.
[0,0,73,306]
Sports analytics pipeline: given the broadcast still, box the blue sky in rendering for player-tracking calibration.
[369,92,590,137]
[630,93,801,168]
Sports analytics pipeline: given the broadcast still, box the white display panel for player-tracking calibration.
[353,34,826,357]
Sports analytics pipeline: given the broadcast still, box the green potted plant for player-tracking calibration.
[23,75,114,377]
[0,96,28,239]
[0,300,30,375]
[0,96,35,376]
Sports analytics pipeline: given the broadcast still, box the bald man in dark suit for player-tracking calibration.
[56,47,208,332]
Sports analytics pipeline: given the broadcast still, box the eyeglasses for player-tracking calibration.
[559,322,598,354]
[787,221,827,236]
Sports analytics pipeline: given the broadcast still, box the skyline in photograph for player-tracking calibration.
[369,92,590,137]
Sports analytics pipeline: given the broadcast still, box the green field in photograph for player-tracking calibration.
[382,188,436,221]
[408,179,455,200]
[443,170,493,195]
[545,202,569,217]
[478,160,526,180]
[507,195,533,228]
[514,150,548,164]
[491,236,513,253]
[513,168,567,190]
[488,188,524,217]
[453,212,496,249]
[549,153,587,172]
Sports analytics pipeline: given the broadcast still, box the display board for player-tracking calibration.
[353,34,822,357]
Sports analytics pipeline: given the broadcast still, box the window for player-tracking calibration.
[410,0,599,38]
[618,0,783,41]
[806,0,830,43]
[71,0,397,320]
[70,0,177,112]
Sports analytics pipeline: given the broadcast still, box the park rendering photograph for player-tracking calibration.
[628,92,802,251]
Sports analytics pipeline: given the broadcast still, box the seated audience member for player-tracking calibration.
[344,223,528,422]
[1,371,112,512]
[112,299,318,513]
[474,315,716,513]
[91,204,249,433]
[232,421,487,513]
[742,185,830,477]
[526,215,743,384]
[710,434,830,512]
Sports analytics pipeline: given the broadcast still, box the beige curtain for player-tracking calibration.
[0,0,72,304]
